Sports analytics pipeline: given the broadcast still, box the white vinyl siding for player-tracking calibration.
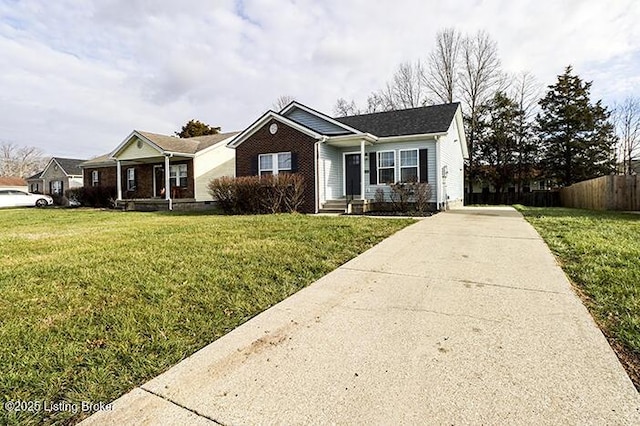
[439,119,466,203]
[318,143,343,202]
[365,140,437,202]
[193,139,236,202]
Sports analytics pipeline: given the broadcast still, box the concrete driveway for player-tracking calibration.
[82,206,640,425]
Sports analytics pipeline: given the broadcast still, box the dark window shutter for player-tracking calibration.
[60,181,64,195]
[133,169,137,189]
[250,155,258,176]
[291,153,298,172]
[419,149,428,183]
[369,153,377,185]
[49,181,53,194]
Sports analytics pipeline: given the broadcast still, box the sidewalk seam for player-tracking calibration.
[341,267,569,296]
[139,386,227,426]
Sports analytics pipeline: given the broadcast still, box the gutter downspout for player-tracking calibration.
[435,136,442,210]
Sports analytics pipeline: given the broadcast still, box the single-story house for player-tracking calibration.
[0,177,28,192]
[80,130,238,210]
[227,101,468,213]
[26,172,43,193]
[27,157,84,196]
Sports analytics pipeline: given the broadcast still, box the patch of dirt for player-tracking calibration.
[608,338,640,391]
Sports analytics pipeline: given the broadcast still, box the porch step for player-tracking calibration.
[320,199,347,214]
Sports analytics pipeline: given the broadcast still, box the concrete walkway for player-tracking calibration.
[82,207,640,425]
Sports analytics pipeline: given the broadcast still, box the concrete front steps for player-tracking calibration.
[319,199,372,214]
[319,199,347,214]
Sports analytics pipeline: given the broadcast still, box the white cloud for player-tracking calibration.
[0,0,639,158]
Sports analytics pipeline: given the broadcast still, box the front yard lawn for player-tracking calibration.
[0,209,413,425]
[516,206,640,389]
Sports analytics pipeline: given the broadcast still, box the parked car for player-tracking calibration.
[0,190,53,208]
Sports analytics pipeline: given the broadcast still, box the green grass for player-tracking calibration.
[515,206,640,371]
[0,208,414,425]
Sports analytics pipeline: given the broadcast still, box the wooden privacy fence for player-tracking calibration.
[560,175,640,211]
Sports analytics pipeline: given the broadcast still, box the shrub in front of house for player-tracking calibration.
[208,174,305,214]
[66,186,117,208]
[373,182,433,215]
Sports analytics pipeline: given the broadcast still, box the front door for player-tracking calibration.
[154,166,165,197]
[345,154,361,197]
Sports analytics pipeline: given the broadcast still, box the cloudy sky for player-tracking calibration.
[1,0,639,158]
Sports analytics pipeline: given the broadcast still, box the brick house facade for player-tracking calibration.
[83,160,195,199]
[235,119,316,213]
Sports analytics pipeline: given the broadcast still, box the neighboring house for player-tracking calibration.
[0,177,28,192]
[26,172,44,193]
[29,157,85,196]
[81,130,239,210]
[228,101,468,213]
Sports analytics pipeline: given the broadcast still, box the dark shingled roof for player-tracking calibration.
[26,171,43,180]
[53,158,85,176]
[335,102,460,137]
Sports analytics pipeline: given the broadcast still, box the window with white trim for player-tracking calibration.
[259,152,291,176]
[51,180,62,195]
[127,168,136,191]
[377,151,395,184]
[399,149,419,183]
[170,164,188,187]
[91,170,99,186]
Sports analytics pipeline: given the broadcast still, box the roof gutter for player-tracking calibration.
[326,133,378,143]
[379,132,447,143]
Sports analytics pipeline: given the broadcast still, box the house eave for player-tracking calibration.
[227,111,323,148]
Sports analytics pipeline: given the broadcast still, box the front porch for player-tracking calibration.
[316,135,438,213]
[114,156,195,211]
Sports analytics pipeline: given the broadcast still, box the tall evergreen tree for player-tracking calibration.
[475,92,522,193]
[536,66,616,186]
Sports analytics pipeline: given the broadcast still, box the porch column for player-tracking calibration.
[360,139,366,200]
[164,154,172,210]
[116,160,122,201]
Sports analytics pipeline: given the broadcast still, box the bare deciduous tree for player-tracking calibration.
[459,30,503,193]
[391,61,425,108]
[509,71,542,191]
[272,95,295,111]
[0,142,46,178]
[333,98,360,117]
[613,96,640,174]
[423,27,462,104]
